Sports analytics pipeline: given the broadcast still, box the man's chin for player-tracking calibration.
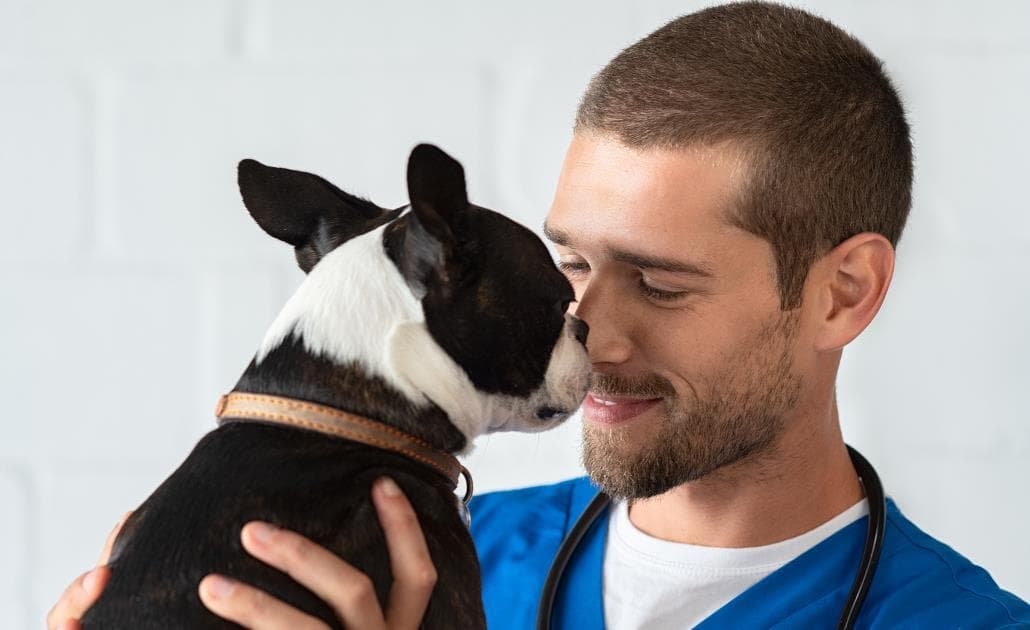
[581,421,674,499]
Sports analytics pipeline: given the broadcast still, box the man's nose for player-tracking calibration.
[571,279,633,365]
[572,317,589,346]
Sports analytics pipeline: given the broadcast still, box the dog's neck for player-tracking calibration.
[233,224,468,454]
[234,336,466,453]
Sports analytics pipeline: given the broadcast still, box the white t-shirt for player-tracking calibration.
[602,498,869,629]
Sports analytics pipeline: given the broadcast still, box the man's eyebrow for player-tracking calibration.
[542,222,714,278]
[610,248,715,278]
[542,222,571,246]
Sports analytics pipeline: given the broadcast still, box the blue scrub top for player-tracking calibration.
[470,476,1030,629]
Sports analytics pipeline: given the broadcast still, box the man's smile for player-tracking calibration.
[583,392,663,425]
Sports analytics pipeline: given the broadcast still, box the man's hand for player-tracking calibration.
[198,477,436,629]
[47,477,437,630]
[47,511,130,630]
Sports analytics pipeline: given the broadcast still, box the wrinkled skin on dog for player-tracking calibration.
[80,145,591,629]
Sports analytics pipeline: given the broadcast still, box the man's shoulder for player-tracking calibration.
[469,476,600,551]
[468,476,602,630]
[866,499,1029,626]
[470,475,596,523]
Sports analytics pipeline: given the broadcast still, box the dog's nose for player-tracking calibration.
[572,317,589,346]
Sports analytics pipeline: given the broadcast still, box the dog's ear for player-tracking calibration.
[238,159,389,272]
[406,144,469,254]
[392,144,474,296]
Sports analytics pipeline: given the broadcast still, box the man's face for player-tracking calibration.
[545,133,804,499]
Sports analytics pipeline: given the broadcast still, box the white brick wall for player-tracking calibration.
[2,1,1027,624]
[0,75,90,263]
[0,468,30,629]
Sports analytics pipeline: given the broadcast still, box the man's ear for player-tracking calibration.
[810,232,895,352]
[237,159,391,272]
[405,144,469,254]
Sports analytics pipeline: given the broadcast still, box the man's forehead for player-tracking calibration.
[549,135,746,230]
[543,135,770,278]
[556,133,748,194]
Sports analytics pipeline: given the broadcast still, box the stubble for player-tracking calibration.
[582,310,803,499]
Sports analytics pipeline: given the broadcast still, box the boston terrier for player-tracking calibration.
[80,144,591,629]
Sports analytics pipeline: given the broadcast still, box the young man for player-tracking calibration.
[51,3,1029,629]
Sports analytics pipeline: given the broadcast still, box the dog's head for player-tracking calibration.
[238,144,591,441]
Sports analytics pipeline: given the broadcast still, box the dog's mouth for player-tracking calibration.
[535,406,570,421]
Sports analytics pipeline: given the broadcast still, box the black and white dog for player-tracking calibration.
[80,144,591,629]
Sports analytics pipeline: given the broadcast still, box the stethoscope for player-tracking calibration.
[536,445,886,630]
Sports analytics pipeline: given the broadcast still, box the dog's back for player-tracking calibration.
[81,422,484,629]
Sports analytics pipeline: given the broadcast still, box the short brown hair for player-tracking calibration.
[575,1,912,309]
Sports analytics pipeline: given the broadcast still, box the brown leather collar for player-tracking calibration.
[215,392,473,507]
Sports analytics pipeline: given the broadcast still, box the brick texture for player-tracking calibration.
[0,75,89,262]
[1,2,1027,624]
[0,470,30,629]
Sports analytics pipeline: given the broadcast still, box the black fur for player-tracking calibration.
[385,144,576,397]
[80,145,579,628]
[384,209,574,397]
[82,422,481,629]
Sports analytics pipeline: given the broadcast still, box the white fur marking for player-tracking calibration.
[257,223,592,453]
[256,223,427,404]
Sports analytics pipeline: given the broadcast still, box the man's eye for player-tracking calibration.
[638,278,689,301]
[557,261,590,276]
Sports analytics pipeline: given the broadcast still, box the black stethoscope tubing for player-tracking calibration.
[536,445,887,630]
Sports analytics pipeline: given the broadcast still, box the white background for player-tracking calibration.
[1,1,1027,625]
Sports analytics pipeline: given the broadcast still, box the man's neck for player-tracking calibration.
[627,399,863,548]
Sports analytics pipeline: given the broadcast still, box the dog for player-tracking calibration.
[80,144,591,629]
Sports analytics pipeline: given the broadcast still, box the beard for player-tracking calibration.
[582,309,802,499]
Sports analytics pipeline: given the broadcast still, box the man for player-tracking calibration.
[51,3,1029,629]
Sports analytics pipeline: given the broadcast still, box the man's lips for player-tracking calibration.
[583,393,662,425]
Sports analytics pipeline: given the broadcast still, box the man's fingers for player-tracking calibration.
[98,511,132,565]
[198,574,330,630]
[46,566,111,630]
[47,511,128,630]
[372,477,437,630]
[240,522,387,630]
[228,481,436,630]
